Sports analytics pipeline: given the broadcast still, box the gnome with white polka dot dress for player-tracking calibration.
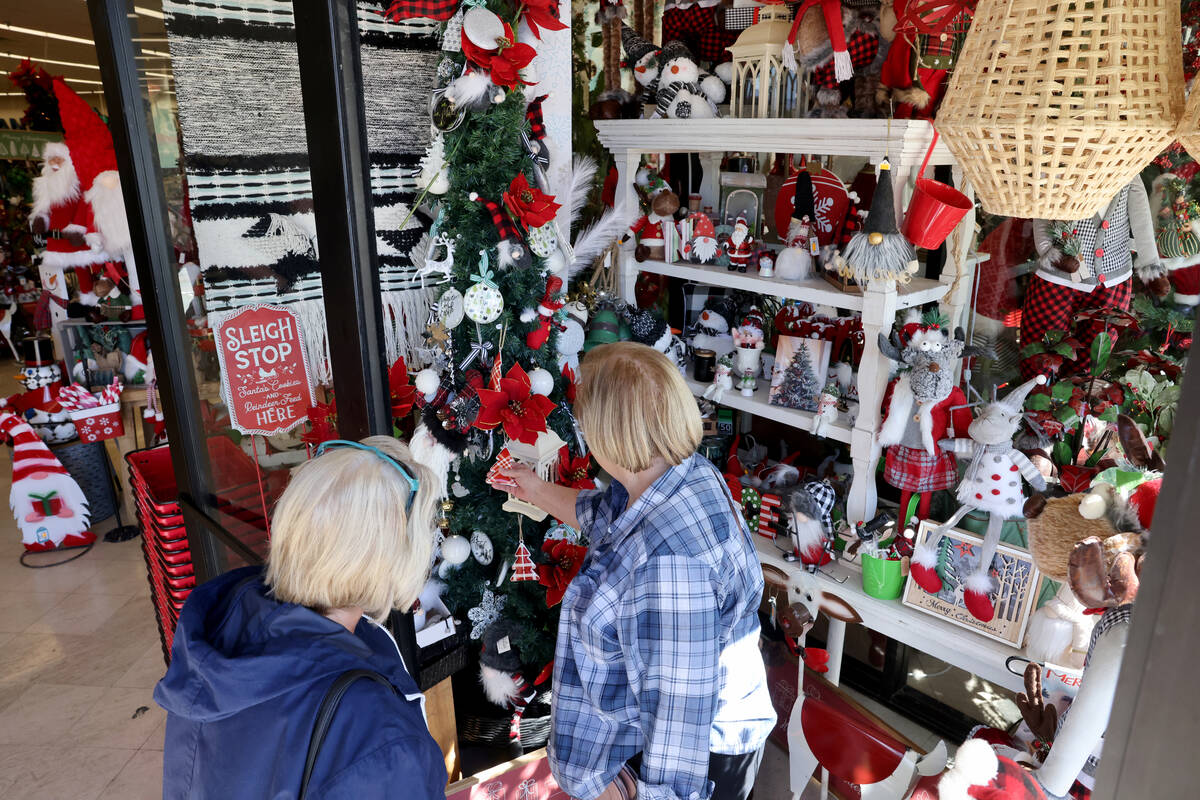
[909,375,1048,623]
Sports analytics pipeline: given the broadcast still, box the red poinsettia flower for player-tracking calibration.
[461,21,537,89]
[520,0,568,39]
[389,356,417,419]
[1124,350,1182,380]
[556,447,594,490]
[538,538,588,607]
[503,172,561,231]
[302,401,338,446]
[474,363,556,444]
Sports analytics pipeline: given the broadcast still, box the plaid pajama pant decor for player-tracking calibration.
[663,4,740,63]
[1019,274,1133,379]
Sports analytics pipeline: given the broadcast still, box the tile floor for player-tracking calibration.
[0,517,166,800]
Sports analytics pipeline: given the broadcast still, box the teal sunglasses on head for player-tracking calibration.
[314,439,420,514]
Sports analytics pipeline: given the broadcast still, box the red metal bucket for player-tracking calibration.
[902,129,973,249]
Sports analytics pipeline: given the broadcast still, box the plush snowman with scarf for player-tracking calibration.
[909,376,1048,622]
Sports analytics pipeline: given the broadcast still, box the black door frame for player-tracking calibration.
[86,0,417,671]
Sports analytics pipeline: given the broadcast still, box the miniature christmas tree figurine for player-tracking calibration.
[775,344,819,411]
[511,539,538,582]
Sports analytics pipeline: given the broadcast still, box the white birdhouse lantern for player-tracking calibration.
[727,4,804,119]
[502,429,566,521]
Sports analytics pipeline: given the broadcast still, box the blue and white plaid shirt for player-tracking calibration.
[549,454,776,800]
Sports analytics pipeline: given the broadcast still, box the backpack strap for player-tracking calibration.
[299,669,396,799]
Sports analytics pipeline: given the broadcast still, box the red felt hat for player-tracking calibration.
[52,78,117,193]
[936,739,1047,800]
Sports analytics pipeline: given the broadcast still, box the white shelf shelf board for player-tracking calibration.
[686,376,853,444]
[755,537,1028,695]
[594,118,955,166]
[637,259,951,312]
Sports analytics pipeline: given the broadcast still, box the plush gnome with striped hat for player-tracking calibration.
[0,411,93,552]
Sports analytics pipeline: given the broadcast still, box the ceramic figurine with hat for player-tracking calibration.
[726,215,755,272]
[910,375,1049,623]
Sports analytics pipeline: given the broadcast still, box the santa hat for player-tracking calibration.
[0,412,71,483]
[620,23,659,66]
[54,78,130,258]
[783,0,852,81]
[52,79,116,193]
[470,192,531,269]
[537,275,565,317]
[937,739,1047,800]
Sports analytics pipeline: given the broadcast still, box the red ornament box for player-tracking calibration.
[69,401,124,443]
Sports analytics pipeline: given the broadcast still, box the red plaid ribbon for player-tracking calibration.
[380,0,459,23]
[526,94,548,142]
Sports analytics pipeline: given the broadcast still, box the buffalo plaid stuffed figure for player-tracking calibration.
[1021,177,1163,379]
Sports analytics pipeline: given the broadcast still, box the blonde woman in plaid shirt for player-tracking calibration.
[500,342,776,800]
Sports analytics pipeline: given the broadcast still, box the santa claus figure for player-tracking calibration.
[30,141,105,274]
[727,215,755,273]
[0,410,93,552]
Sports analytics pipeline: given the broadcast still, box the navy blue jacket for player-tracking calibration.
[154,567,446,799]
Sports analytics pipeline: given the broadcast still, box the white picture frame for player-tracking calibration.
[901,520,1041,647]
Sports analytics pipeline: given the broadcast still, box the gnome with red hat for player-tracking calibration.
[521,275,565,349]
[0,410,93,553]
[912,738,1048,800]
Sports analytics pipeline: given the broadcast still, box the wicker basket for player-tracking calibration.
[1176,86,1200,159]
[937,0,1183,220]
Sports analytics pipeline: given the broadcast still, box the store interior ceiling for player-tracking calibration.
[0,1,171,121]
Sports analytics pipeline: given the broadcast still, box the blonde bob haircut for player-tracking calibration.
[264,435,438,620]
[576,341,703,473]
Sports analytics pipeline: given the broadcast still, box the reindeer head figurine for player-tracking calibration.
[878,326,972,407]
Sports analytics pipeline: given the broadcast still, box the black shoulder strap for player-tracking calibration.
[299,669,396,799]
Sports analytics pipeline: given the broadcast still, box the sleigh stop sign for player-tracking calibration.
[214,305,314,435]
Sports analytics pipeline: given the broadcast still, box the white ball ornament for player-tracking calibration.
[415,369,441,401]
[775,247,813,281]
[528,367,554,396]
[441,534,471,565]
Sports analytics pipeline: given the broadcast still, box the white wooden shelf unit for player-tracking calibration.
[595,118,984,524]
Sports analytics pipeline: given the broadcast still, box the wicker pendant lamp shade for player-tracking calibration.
[937,0,1183,220]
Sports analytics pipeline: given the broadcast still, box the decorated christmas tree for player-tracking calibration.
[396,0,584,738]
[774,343,820,411]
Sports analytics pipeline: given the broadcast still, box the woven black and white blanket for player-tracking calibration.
[164,0,442,379]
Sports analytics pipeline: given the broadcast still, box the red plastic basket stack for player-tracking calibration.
[126,437,277,662]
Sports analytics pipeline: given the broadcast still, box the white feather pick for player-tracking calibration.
[568,205,638,278]
[567,155,598,233]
